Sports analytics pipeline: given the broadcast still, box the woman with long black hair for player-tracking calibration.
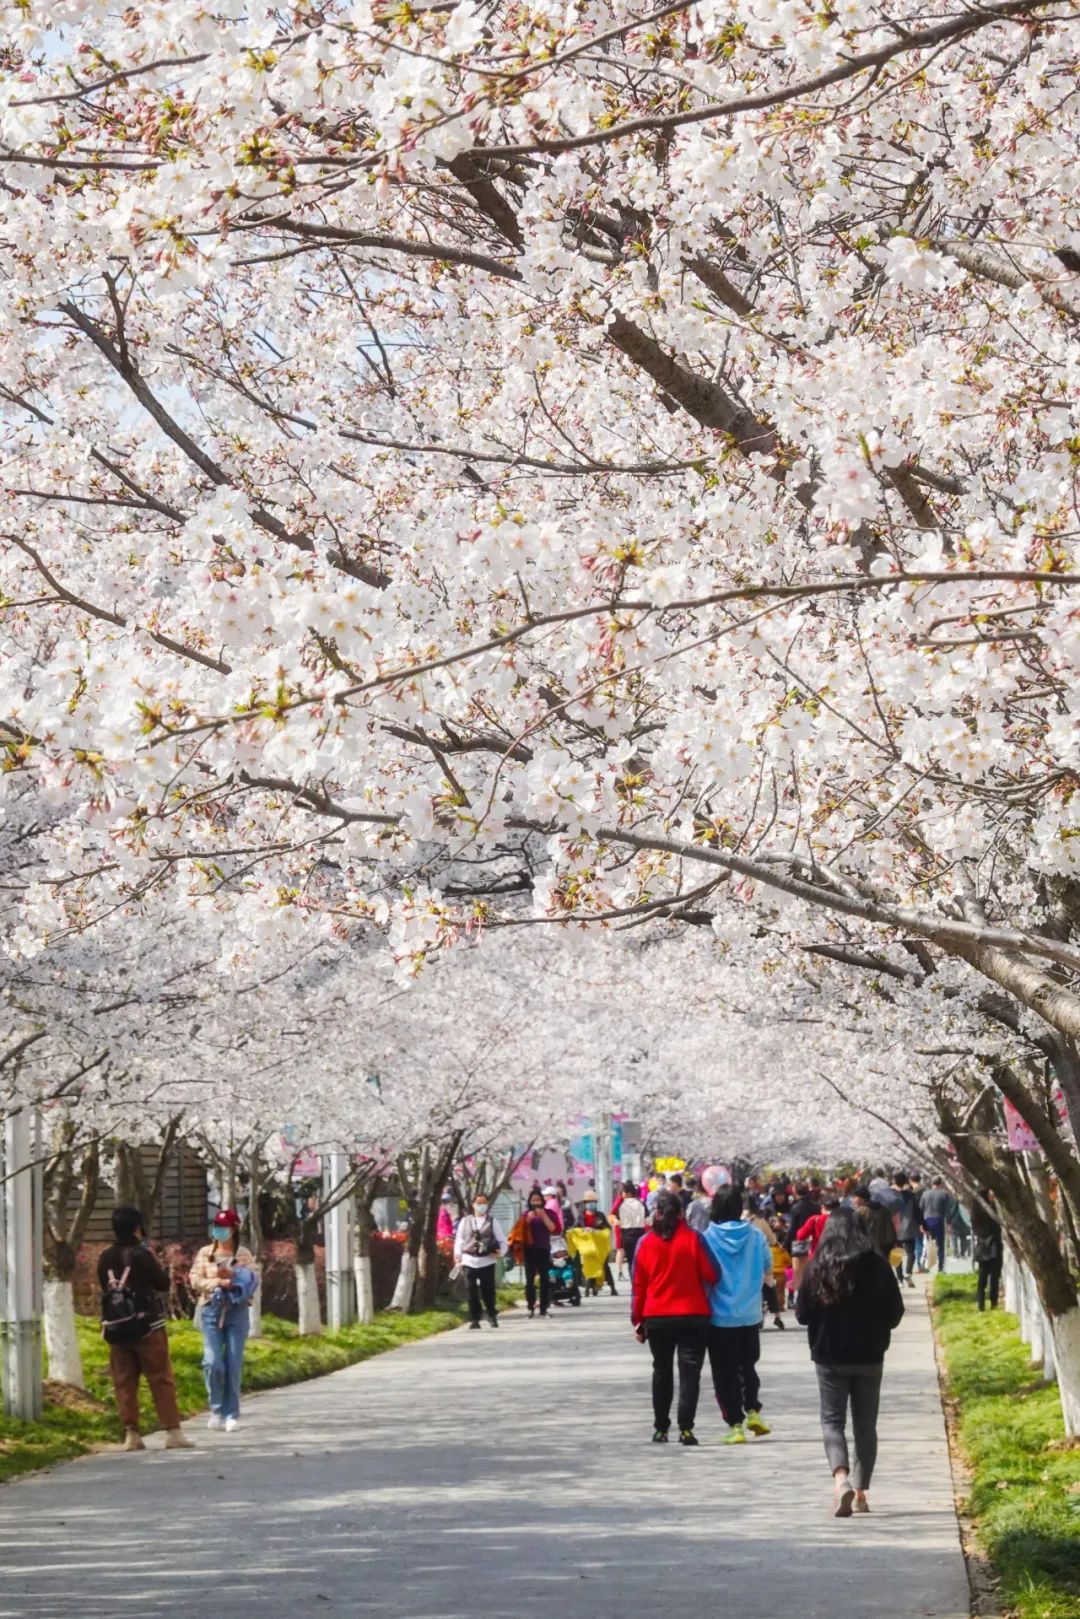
[630,1190,718,1445]
[796,1205,904,1516]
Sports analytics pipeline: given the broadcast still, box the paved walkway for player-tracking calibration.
[0,1286,969,1619]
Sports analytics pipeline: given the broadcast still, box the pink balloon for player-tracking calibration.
[701,1165,723,1195]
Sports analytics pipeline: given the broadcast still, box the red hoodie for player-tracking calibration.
[631,1222,718,1325]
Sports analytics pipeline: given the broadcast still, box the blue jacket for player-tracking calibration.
[703,1220,771,1328]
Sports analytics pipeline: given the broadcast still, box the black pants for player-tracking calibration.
[524,1246,551,1314]
[622,1229,644,1272]
[977,1258,1002,1310]
[466,1264,497,1322]
[646,1321,707,1433]
[707,1324,762,1426]
[763,1281,782,1315]
[901,1239,916,1278]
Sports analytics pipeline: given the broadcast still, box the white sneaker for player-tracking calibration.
[224,1417,240,1434]
[207,1414,223,1431]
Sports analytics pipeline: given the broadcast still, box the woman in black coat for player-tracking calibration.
[970,1190,1004,1311]
[796,1206,904,1516]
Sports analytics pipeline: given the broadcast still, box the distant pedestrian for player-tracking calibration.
[686,1181,712,1233]
[578,1190,618,1295]
[555,1180,577,1231]
[454,1192,506,1329]
[787,1180,820,1298]
[189,1208,260,1433]
[703,1186,773,1443]
[891,1172,919,1288]
[98,1206,193,1453]
[615,1179,648,1271]
[436,1190,456,1243]
[522,1187,557,1318]
[631,1191,718,1446]
[919,1176,952,1272]
[971,1190,1004,1311]
[797,1206,904,1517]
[852,1185,897,1264]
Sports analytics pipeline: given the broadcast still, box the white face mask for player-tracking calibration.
[474,1203,489,1217]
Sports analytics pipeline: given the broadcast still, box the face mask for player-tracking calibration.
[474,1204,489,1217]
[212,1226,233,1243]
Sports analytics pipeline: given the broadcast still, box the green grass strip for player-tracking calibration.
[1,1289,519,1486]
[933,1272,1080,1619]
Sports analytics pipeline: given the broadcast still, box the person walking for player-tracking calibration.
[919,1176,952,1272]
[631,1190,718,1446]
[787,1180,820,1299]
[454,1191,506,1328]
[189,1208,260,1433]
[616,1179,648,1271]
[891,1172,919,1288]
[686,1181,712,1234]
[746,1195,786,1329]
[852,1185,897,1265]
[98,1206,193,1453]
[579,1189,618,1295]
[796,1206,905,1516]
[702,1186,774,1442]
[971,1190,1004,1311]
[522,1187,557,1318]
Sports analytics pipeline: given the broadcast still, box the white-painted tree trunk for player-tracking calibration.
[1028,1281,1045,1366]
[1004,1247,1018,1315]
[1018,1266,1032,1343]
[388,1250,416,1313]
[248,1287,263,1339]
[295,1261,323,1336]
[353,1253,375,1324]
[43,1279,85,1389]
[1041,1310,1056,1382]
[1050,1306,1080,1436]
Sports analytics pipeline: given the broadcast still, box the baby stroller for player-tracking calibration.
[549,1246,582,1307]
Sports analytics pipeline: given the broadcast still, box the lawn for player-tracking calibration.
[0,1291,518,1485]
[933,1273,1080,1619]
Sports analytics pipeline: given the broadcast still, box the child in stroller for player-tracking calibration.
[549,1243,582,1307]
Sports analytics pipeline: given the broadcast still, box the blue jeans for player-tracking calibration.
[201,1306,249,1419]
[923,1217,946,1272]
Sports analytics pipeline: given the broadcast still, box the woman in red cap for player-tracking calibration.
[189,1208,260,1432]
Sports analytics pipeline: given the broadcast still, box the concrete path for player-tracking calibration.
[0,1285,969,1619]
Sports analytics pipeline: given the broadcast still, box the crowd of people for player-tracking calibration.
[96,1163,1001,1498]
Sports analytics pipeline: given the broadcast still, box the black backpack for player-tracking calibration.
[101,1260,154,1345]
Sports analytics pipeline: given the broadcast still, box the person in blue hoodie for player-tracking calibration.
[702,1185,773,1444]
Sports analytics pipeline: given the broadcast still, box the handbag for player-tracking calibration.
[790,1238,811,1258]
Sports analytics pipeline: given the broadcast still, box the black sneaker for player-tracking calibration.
[678,1430,700,1447]
[652,1429,669,1443]
[487,1315,499,1329]
[468,1321,481,1330]
[773,1316,786,1330]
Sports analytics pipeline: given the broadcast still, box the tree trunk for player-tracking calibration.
[389,1249,417,1313]
[43,1275,83,1389]
[294,1218,323,1335]
[41,1132,100,1390]
[1050,1308,1080,1433]
[246,1153,265,1339]
[354,1195,376,1324]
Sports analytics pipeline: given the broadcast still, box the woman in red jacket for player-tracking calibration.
[631,1190,719,1445]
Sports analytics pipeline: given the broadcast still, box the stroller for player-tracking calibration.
[549,1245,582,1307]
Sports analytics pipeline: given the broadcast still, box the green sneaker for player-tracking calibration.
[724,1424,747,1445]
[652,1429,669,1443]
[746,1411,771,1436]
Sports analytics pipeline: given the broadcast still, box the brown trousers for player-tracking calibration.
[109,1327,181,1432]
